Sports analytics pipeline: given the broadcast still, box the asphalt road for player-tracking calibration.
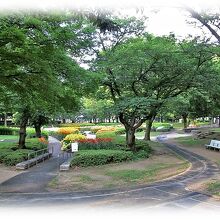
[0,135,220,211]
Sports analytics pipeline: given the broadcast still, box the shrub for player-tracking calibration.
[0,149,13,163]
[80,127,91,132]
[96,131,117,138]
[57,127,79,135]
[25,138,48,151]
[26,128,49,139]
[115,128,126,135]
[0,127,19,135]
[2,151,28,166]
[77,138,118,150]
[90,126,103,133]
[96,127,116,133]
[61,133,86,151]
[71,150,133,167]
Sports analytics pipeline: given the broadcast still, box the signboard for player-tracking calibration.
[71,142,78,152]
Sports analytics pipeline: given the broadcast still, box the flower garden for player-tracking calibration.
[49,125,152,168]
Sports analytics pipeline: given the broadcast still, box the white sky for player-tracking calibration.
[0,0,219,38]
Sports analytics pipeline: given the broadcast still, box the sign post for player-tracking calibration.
[71,142,78,152]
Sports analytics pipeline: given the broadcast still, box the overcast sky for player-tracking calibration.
[0,0,219,38]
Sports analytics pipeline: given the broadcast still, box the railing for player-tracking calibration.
[58,151,73,160]
[27,148,49,161]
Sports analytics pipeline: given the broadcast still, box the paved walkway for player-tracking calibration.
[0,133,220,211]
[0,137,63,193]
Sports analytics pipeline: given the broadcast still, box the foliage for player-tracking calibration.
[61,133,86,151]
[26,128,49,139]
[77,138,117,150]
[57,127,80,135]
[71,150,133,167]
[0,127,19,135]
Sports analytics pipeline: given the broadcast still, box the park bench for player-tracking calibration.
[205,140,220,151]
[16,152,52,170]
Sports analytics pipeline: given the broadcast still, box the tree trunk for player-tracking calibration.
[18,108,30,149]
[125,127,136,152]
[34,123,42,138]
[144,119,153,141]
[182,114,188,129]
[218,116,220,128]
[4,113,7,127]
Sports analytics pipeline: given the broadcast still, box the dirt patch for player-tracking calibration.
[0,164,24,184]
[47,150,189,192]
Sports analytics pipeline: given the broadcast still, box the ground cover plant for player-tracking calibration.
[0,127,49,166]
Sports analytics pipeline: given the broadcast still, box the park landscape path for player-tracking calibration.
[0,133,220,211]
[0,136,63,193]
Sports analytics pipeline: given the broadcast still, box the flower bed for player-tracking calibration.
[61,133,86,151]
[57,127,79,135]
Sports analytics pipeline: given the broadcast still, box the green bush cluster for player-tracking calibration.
[0,127,19,135]
[71,150,133,167]
[78,141,119,150]
[0,138,48,166]
[0,149,34,166]
[26,128,49,139]
[96,131,117,138]
[151,123,173,132]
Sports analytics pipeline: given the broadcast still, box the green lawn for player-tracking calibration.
[207,181,220,196]
[0,135,19,140]
[135,131,162,138]
[173,136,207,147]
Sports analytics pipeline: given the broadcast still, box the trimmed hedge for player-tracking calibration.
[26,128,49,139]
[0,127,19,135]
[71,150,133,167]
[0,149,34,166]
[0,138,48,166]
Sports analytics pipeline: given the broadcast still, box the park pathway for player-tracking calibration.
[0,133,220,211]
[0,136,63,193]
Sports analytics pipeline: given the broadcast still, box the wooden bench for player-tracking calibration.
[16,152,52,170]
[205,140,220,150]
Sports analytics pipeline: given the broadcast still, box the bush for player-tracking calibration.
[2,151,28,166]
[0,149,13,163]
[77,138,119,150]
[25,138,48,151]
[71,150,133,167]
[0,127,19,135]
[96,131,117,138]
[79,127,91,132]
[57,127,80,135]
[26,128,49,139]
[115,128,126,135]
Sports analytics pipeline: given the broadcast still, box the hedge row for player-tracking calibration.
[0,127,19,135]
[0,149,34,166]
[71,150,133,167]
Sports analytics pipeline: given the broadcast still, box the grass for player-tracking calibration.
[173,136,207,147]
[207,181,220,196]
[79,175,94,183]
[135,131,162,138]
[105,163,186,183]
[0,135,19,140]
